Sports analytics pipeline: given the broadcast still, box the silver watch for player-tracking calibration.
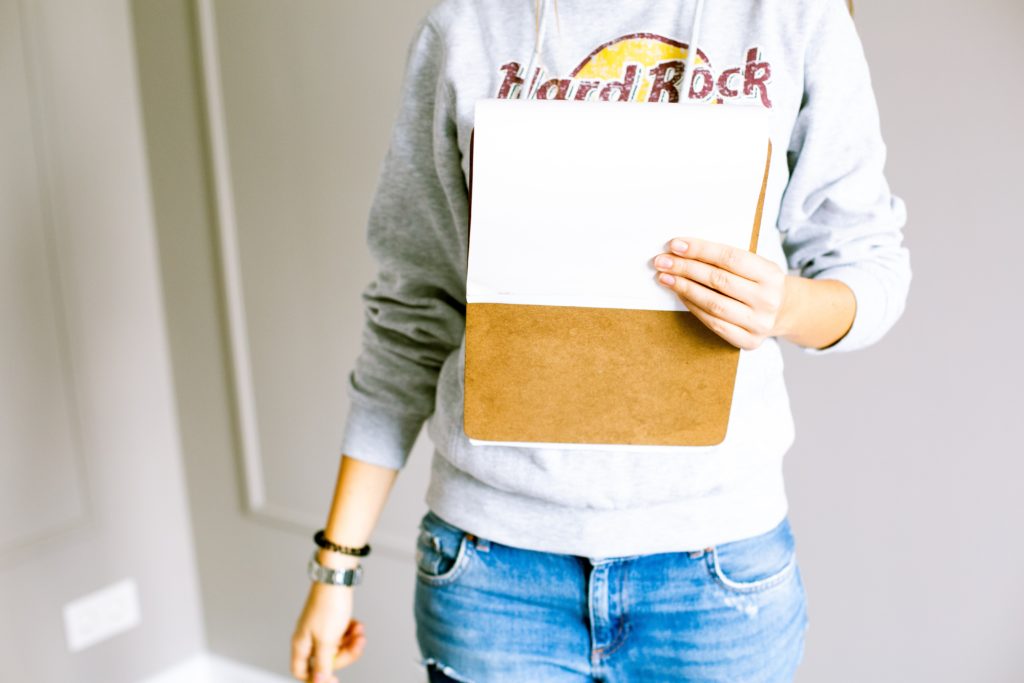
[307,549,363,586]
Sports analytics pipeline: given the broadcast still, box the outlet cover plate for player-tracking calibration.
[63,577,141,652]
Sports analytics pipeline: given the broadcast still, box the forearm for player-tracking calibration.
[772,275,856,350]
[316,455,400,569]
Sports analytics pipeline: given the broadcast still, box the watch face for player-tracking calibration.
[309,551,361,585]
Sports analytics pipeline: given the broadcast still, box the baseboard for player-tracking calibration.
[139,652,293,683]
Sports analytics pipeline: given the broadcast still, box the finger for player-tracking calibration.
[656,272,756,332]
[291,631,313,681]
[311,637,340,683]
[653,253,758,305]
[339,620,365,650]
[307,666,339,683]
[341,621,365,643]
[333,633,367,670]
[682,293,760,350]
[668,238,773,282]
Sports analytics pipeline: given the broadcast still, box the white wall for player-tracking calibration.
[0,0,205,680]
[786,1,1024,680]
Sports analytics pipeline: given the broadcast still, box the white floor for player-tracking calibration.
[139,653,294,683]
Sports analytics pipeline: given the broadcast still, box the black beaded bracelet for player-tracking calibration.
[314,529,371,557]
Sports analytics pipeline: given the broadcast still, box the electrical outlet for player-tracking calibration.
[62,578,141,652]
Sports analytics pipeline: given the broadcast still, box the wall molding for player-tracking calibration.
[191,0,410,560]
[0,0,93,566]
[194,0,268,517]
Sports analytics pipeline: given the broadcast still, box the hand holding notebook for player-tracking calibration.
[652,236,788,352]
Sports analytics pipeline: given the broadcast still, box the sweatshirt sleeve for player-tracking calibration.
[339,17,468,470]
[777,0,911,354]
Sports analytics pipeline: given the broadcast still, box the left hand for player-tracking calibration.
[653,237,788,351]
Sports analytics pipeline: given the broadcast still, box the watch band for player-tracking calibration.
[307,550,363,587]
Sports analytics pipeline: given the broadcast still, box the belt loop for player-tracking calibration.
[467,533,490,552]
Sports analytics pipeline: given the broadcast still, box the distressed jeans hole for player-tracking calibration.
[422,657,475,683]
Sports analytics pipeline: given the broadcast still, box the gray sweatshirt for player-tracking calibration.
[340,0,911,558]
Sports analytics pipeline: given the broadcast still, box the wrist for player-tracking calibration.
[311,578,354,594]
[771,275,803,340]
[771,275,857,349]
[315,547,362,570]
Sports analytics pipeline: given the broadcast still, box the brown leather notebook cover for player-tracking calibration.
[464,139,773,447]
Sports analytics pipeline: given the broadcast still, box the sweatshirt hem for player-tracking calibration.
[424,448,790,558]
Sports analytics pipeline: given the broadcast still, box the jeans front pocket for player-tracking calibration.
[705,516,798,594]
[415,510,474,587]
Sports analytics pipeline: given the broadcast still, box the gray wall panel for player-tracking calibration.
[1,0,206,681]
[0,0,85,553]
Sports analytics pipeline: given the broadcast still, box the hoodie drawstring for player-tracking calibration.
[518,0,552,99]
[683,0,706,101]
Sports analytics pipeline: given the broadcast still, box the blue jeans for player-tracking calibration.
[413,509,808,682]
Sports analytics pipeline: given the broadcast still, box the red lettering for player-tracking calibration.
[743,48,773,108]
[504,47,773,108]
[523,67,545,99]
[574,81,601,101]
[716,67,741,98]
[536,78,572,100]
[497,62,523,99]
[599,64,640,102]
[688,68,715,100]
[648,61,684,103]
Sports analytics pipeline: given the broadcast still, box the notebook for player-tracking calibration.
[464,98,772,448]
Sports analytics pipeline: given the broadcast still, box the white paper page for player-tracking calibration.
[467,99,771,312]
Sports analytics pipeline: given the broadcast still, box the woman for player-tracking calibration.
[291,0,910,681]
